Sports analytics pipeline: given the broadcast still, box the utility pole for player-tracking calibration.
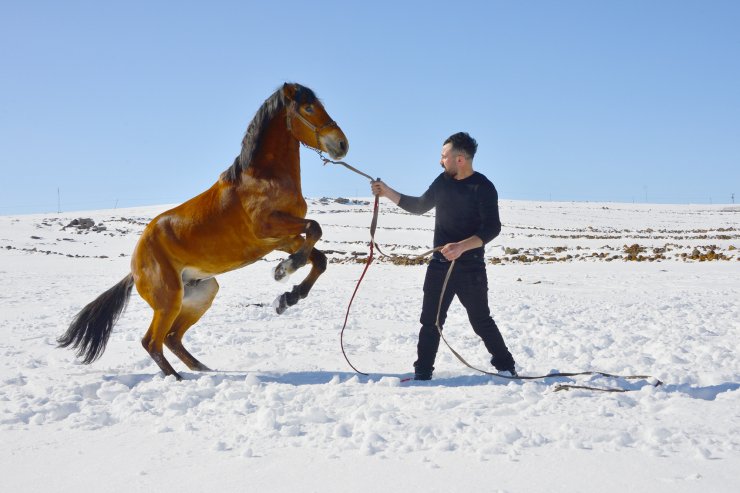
[732,193,735,204]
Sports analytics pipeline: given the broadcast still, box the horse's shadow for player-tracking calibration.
[105,370,509,389]
[103,370,739,400]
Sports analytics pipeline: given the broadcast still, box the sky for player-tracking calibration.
[1,0,739,214]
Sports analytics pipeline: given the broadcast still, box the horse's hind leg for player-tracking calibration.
[141,305,183,379]
[164,278,219,371]
[133,248,184,379]
[275,248,327,314]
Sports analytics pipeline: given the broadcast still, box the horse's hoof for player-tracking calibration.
[273,293,288,314]
[164,371,184,381]
[273,263,289,282]
[273,286,302,314]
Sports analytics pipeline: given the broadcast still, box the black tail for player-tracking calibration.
[58,274,135,364]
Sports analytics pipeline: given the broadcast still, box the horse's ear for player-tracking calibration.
[282,83,297,101]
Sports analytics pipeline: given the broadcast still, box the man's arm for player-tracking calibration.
[441,181,500,261]
[371,179,436,214]
[474,183,502,243]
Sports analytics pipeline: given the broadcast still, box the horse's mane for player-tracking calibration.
[221,84,318,183]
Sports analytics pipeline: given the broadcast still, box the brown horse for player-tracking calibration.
[58,83,348,380]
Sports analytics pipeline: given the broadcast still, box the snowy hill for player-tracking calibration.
[1,199,739,492]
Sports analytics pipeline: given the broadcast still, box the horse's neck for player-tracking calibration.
[245,113,301,185]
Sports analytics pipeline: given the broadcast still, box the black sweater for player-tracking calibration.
[398,171,501,263]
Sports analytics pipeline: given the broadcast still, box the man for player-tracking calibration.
[371,132,516,380]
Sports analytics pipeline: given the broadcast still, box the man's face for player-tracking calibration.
[440,143,459,178]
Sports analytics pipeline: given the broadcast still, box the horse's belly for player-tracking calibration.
[181,245,268,280]
[181,266,221,282]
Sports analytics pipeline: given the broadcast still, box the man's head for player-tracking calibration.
[440,132,477,179]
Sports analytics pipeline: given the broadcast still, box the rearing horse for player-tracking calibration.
[58,83,348,380]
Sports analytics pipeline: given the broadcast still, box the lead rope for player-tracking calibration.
[433,260,663,392]
[338,194,378,376]
[318,150,663,393]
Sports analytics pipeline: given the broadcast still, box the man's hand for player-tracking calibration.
[370,179,386,196]
[440,236,484,261]
[440,242,466,261]
[370,180,401,205]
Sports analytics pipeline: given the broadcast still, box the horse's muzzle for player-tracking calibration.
[322,131,349,160]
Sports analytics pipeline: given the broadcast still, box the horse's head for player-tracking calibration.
[283,83,348,160]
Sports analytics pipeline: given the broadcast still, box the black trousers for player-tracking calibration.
[414,259,515,374]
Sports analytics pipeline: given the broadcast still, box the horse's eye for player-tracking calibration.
[304,105,314,114]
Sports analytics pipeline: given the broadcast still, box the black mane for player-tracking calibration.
[221,84,318,183]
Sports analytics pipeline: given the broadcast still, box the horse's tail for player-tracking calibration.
[58,274,135,364]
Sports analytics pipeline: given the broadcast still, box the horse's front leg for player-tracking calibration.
[255,212,326,314]
[273,247,327,314]
[263,213,322,282]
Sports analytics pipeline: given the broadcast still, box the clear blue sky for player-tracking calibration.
[1,0,739,214]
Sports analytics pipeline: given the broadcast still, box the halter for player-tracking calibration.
[285,101,338,153]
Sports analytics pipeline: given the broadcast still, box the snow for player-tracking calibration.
[1,199,739,492]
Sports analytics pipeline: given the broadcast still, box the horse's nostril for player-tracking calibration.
[339,141,347,152]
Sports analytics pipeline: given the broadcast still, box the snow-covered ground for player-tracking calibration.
[1,199,739,492]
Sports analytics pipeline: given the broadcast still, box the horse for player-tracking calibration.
[58,82,348,380]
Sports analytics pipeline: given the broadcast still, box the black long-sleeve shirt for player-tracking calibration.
[398,171,502,263]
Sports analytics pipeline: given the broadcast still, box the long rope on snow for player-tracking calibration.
[319,150,663,393]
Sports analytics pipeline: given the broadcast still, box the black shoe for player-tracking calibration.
[413,370,433,381]
[491,357,518,377]
[413,363,433,381]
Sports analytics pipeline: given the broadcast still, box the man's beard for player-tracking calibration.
[442,166,457,178]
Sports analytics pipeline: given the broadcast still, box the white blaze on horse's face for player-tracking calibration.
[318,120,349,160]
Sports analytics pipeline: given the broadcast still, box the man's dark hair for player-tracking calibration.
[444,132,478,159]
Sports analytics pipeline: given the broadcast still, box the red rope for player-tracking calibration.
[339,194,379,376]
